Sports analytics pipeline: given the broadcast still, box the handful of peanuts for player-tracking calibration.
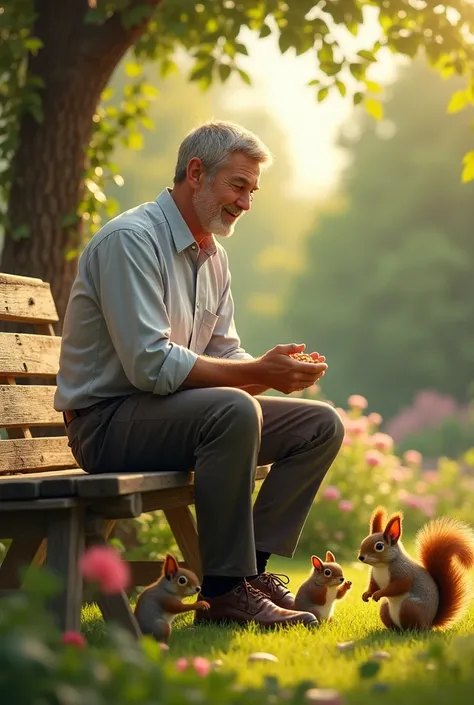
[289,352,321,363]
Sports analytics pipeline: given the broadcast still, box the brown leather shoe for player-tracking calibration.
[194,580,317,629]
[249,572,295,610]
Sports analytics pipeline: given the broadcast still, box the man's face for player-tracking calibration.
[192,152,261,237]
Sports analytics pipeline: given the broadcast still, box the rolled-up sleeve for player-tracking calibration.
[204,253,254,361]
[88,229,198,395]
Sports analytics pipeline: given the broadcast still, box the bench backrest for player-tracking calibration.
[0,273,77,475]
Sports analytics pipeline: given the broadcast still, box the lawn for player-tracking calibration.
[82,556,474,704]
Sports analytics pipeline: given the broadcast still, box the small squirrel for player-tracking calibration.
[134,553,210,643]
[358,506,474,631]
[294,552,352,621]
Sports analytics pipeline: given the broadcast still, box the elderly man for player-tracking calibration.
[55,120,344,629]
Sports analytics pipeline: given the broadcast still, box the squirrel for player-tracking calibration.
[294,552,352,621]
[134,553,210,643]
[358,506,474,631]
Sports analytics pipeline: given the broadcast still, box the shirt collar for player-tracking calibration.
[156,188,217,256]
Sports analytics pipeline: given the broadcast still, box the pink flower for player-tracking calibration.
[323,485,340,501]
[390,467,406,482]
[193,657,211,677]
[79,545,130,594]
[365,450,383,467]
[404,450,422,466]
[372,432,393,452]
[345,419,367,436]
[368,412,383,426]
[342,435,352,446]
[176,658,189,672]
[423,470,438,483]
[339,500,353,512]
[348,394,368,410]
[62,631,86,648]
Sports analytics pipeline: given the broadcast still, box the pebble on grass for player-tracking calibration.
[336,641,355,653]
[304,688,344,704]
[248,652,279,664]
[371,650,391,661]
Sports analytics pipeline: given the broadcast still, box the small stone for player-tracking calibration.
[211,659,223,669]
[336,641,355,652]
[305,688,344,704]
[248,652,279,664]
[371,650,391,661]
[159,643,170,651]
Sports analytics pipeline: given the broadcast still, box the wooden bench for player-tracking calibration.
[0,272,269,636]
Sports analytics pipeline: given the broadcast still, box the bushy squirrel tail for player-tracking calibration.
[416,516,474,628]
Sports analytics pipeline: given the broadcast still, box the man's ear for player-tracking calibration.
[186,157,205,188]
[325,551,336,563]
[383,514,403,544]
[163,553,179,580]
[312,555,323,571]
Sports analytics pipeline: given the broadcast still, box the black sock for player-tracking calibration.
[201,575,244,598]
[256,550,271,575]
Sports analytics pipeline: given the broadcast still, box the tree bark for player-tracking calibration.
[1,0,159,327]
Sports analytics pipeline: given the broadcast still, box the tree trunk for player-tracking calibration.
[0,0,158,327]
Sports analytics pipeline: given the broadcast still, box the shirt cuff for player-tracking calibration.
[153,344,199,395]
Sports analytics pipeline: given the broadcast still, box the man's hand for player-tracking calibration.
[254,343,327,395]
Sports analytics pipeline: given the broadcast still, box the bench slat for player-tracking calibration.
[0,437,77,474]
[0,274,59,324]
[0,334,60,377]
[0,385,63,427]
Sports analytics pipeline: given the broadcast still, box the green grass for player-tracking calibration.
[82,557,474,704]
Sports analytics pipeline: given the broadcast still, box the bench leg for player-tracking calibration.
[164,507,202,581]
[86,531,141,639]
[46,506,85,632]
[0,536,46,590]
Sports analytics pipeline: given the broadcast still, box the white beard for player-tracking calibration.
[192,182,241,237]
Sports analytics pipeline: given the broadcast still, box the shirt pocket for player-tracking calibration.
[195,309,219,354]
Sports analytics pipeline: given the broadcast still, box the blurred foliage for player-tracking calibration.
[285,58,474,419]
[2,0,474,250]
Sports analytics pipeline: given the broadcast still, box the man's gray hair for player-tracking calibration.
[173,120,273,183]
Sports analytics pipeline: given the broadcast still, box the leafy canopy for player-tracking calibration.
[1,0,474,239]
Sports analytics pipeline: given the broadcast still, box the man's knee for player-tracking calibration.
[216,387,263,436]
[316,403,345,448]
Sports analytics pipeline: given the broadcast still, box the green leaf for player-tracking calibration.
[461,151,474,182]
[237,69,251,85]
[218,63,232,83]
[259,23,272,39]
[125,62,142,78]
[189,58,215,82]
[353,91,364,106]
[365,80,382,94]
[24,37,43,54]
[307,79,320,86]
[235,43,249,56]
[447,90,468,114]
[317,86,329,103]
[349,62,366,81]
[127,132,144,150]
[359,661,381,679]
[357,49,376,62]
[336,80,346,97]
[365,97,384,120]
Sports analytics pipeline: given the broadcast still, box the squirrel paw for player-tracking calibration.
[362,591,372,602]
[344,581,352,589]
[196,600,210,610]
[372,591,383,602]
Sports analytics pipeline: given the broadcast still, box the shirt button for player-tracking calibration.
[191,244,197,251]
[196,303,200,310]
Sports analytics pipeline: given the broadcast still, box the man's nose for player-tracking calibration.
[235,193,251,211]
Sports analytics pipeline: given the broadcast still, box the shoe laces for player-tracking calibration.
[235,580,266,609]
[258,572,290,593]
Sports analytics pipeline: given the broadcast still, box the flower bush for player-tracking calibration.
[296,396,474,561]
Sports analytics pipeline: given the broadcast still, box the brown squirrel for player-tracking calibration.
[358,506,474,631]
[294,552,352,621]
[134,553,210,642]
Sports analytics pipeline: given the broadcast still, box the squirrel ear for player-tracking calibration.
[163,553,179,579]
[371,506,387,534]
[325,551,336,563]
[312,555,323,571]
[383,514,403,544]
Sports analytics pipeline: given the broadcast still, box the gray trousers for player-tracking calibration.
[66,388,344,577]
